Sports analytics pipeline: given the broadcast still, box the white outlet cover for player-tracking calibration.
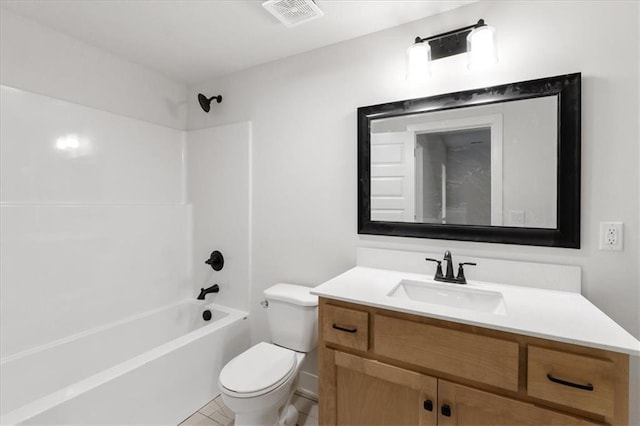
[599,222,624,251]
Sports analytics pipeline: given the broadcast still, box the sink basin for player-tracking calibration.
[388,279,507,315]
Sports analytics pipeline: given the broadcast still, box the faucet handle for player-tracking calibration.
[456,262,476,282]
[425,258,444,279]
[205,250,224,271]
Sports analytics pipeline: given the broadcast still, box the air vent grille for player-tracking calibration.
[262,0,324,28]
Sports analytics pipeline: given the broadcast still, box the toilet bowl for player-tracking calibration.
[218,284,318,426]
[219,342,305,425]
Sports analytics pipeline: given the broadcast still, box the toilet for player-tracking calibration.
[218,283,318,426]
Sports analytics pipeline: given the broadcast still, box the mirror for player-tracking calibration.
[358,73,581,248]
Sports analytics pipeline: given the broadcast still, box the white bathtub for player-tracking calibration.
[0,300,250,425]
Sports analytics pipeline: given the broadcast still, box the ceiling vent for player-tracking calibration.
[262,0,324,28]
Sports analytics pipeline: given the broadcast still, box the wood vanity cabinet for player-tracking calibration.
[318,298,629,426]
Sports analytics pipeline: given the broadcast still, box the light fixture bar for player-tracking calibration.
[406,18,497,81]
[417,22,478,44]
[414,19,487,61]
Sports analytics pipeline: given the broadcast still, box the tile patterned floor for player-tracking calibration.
[178,393,318,426]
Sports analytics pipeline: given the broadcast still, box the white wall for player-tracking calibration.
[0,9,191,358]
[0,9,187,130]
[0,86,189,358]
[188,0,639,417]
[187,122,252,312]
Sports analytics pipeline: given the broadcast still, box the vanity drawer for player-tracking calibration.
[374,315,519,391]
[322,304,369,351]
[527,345,615,417]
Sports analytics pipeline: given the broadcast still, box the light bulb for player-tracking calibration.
[406,41,431,81]
[467,25,498,70]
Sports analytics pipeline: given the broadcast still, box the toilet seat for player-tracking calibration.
[219,342,297,398]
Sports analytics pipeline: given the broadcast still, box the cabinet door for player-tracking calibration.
[334,351,437,426]
[437,380,601,425]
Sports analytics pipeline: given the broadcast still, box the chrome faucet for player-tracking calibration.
[425,251,476,285]
[197,284,220,300]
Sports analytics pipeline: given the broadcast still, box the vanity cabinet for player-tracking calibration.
[332,350,437,425]
[437,380,599,425]
[318,298,629,425]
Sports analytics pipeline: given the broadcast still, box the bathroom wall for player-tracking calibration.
[187,0,639,414]
[0,9,188,130]
[0,10,190,358]
[187,122,252,311]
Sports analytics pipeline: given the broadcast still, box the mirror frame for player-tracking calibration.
[358,73,581,248]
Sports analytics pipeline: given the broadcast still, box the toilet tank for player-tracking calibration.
[264,283,318,352]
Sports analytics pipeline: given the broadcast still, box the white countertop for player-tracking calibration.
[311,266,640,356]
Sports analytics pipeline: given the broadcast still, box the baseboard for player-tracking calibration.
[296,371,318,401]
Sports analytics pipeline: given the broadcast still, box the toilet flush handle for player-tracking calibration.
[260,300,269,308]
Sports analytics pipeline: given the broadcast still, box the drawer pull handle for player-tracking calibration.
[423,399,433,411]
[441,404,451,417]
[546,373,594,391]
[332,324,357,333]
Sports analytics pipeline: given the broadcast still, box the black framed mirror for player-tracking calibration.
[358,73,581,248]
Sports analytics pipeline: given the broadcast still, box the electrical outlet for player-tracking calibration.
[599,222,623,251]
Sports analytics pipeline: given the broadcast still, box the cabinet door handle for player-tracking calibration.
[441,404,451,417]
[423,399,433,411]
[332,324,357,333]
[546,373,594,391]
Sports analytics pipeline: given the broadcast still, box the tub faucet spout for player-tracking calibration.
[197,284,219,300]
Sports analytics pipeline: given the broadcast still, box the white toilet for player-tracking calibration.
[218,283,318,426]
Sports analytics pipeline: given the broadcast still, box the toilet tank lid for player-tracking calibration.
[264,283,318,307]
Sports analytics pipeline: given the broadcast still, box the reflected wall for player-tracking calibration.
[370,96,557,228]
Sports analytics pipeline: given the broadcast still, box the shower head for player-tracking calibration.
[198,93,223,113]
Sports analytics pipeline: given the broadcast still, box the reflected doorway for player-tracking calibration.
[416,127,491,225]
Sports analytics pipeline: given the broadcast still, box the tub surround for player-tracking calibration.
[187,122,252,313]
[0,83,254,425]
[0,85,189,359]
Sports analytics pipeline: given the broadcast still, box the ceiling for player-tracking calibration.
[1,0,473,85]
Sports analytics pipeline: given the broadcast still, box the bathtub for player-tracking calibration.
[0,300,250,425]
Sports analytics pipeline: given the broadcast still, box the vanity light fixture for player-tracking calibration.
[407,19,497,80]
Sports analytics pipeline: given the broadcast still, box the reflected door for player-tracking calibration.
[370,131,415,222]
